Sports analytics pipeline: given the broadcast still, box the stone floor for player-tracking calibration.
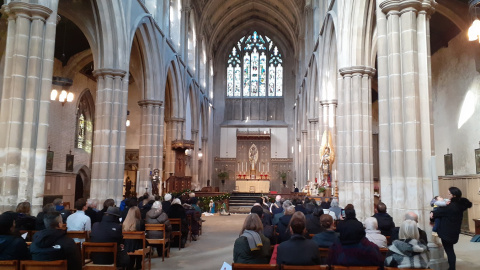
[151,214,480,270]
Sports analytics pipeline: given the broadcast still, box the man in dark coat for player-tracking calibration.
[336,206,365,244]
[277,212,320,265]
[90,207,129,267]
[30,212,81,270]
[97,198,115,222]
[0,212,30,260]
[372,202,395,236]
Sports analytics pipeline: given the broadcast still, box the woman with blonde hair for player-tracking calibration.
[233,213,271,264]
[123,206,144,270]
[384,220,429,268]
[15,201,36,230]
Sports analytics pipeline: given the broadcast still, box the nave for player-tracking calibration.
[153,214,480,270]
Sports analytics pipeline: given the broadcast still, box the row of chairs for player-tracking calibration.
[232,264,429,270]
[0,260,66,270]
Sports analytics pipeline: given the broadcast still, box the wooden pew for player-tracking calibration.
[169,218,183,250]
[20,260,67,270]
[0,260,18,270]
[330,266,379,270]
[232,263,278,270]
[145,224,170,261]
[82,242,117,269]
[123,231,151,270]
[281,266,328,270]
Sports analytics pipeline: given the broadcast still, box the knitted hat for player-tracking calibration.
[0,212,15,234]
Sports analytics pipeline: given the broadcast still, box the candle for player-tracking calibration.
[238,162,239,171]
[263,163,264,172]
[267,162,269,172]
[241,162,243,171]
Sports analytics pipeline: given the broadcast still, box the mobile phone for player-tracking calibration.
[341,209,346,218]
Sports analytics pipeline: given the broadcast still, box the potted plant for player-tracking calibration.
[318,186,326,197]
[278,171,287,185]
[218,171,228,184]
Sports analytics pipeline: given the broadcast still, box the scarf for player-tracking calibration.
[241,230,263,251]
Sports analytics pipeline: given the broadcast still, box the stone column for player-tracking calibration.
[0,1,57,213]
[200,137,208,188]
[137,100,164,195]
[301,130,308,187]
[308,118,319,185]
[163,118,184,180]
[90,69,128,205]
[337,66,375,220]
[190,129,199,189]
[377,0,436,228]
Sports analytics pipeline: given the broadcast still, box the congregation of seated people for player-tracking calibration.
[233,195,432,269]
[0,192,203,270]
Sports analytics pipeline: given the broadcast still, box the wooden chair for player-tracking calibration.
[169,218,183,250]
[379,248,388,261]
[331,266,380,270]
[232,263,278,270]
[67,231,90,242]
[194,211,202,235]
[20,260,67,270]
[123,231,151,270]
[0,260,18,270]
[318,247,329,264]
[63,202,71,209]
[145,224,170,261]
[281,265,328,270]
[385,236,391,245]
[82,242,117,269]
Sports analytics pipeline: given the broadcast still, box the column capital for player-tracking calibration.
[138,99,163,107]
[165,117,185,123]
[3,2,52,21]
[380,0,435,15]
[201,137,208,142]
[320,99,338,105]
[191,129,199,135]
[301,130,308,134]
[339,66,376,77]
[308,118,318,124]
[92,68,127,78]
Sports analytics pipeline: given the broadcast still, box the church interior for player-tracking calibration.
[1,0,480,236]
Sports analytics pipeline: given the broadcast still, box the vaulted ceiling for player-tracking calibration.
[193,0,305,57]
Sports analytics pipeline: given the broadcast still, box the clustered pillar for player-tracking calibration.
[377,0,436,228]
[90,68,129,206]
[0,1,57,213]
[138,100,164,195]
[337,66,375,219]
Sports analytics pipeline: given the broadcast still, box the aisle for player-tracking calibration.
[151,214,246,270]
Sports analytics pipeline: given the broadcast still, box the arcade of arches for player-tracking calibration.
[0,0,479,234]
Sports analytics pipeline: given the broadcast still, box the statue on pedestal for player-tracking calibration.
[151,169,160,195]
[320,131,335,187]
[249,144,258,170]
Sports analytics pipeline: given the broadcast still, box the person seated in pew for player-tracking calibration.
[372,202,395,236]
[30,211,81,270]
[306,206,325,235]
[90,207,130,268]
[276,211,320,266]
[0,212,30,260]
[145,201,172,255]
[312,213,339,248]
[276,206,296,243]
[272,200,292,226]
[233,213,271,264]
[15,202,36,230]
[364,217,387,248]
[169,198,189,245]
[123,206,145,270]
[250,206,274,244]
[35,203,56,230]
[327,207,383,268]
[390,211,428,244]
[384,220,430,269]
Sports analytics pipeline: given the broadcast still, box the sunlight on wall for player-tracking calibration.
[458,90,477,129]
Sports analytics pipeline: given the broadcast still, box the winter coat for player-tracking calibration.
[30,229,81,270]
[0,235,30,260]
[90,215,125,265]
[384,238,430,268]
[233,233,271,264]
[145,209,171,239]
[312,230,339,248]
[277,234,321,265]
[306,214,324,235]
[168,204,189,235]
[373,212,395,236]
[277,214,293,243]
[327,237,383,267]
[365,229,388,248]
[433,197,473,244]
[15,213,36,230]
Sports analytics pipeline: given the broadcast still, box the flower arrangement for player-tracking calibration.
[217,171,229,180]
[278,171,287,180]
[318,186,326,193]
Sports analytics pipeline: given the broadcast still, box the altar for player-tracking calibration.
[235,179,270,193]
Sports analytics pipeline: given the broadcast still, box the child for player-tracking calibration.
[430,195,449,236]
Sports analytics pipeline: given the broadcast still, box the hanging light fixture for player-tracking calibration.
[51,77,74,106]
[126,110,131,127]
[198,148,203,160]
[469,0,480,42]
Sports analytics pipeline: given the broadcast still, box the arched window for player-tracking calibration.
[75,90,94,153]
[227,31,283,98]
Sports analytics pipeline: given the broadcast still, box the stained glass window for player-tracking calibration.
[226,31,283,97]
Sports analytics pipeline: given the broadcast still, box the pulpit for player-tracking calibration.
[167,140,194,193]
[166,176,192,193]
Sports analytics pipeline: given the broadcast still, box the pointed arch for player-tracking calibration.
[165,60,183,119]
